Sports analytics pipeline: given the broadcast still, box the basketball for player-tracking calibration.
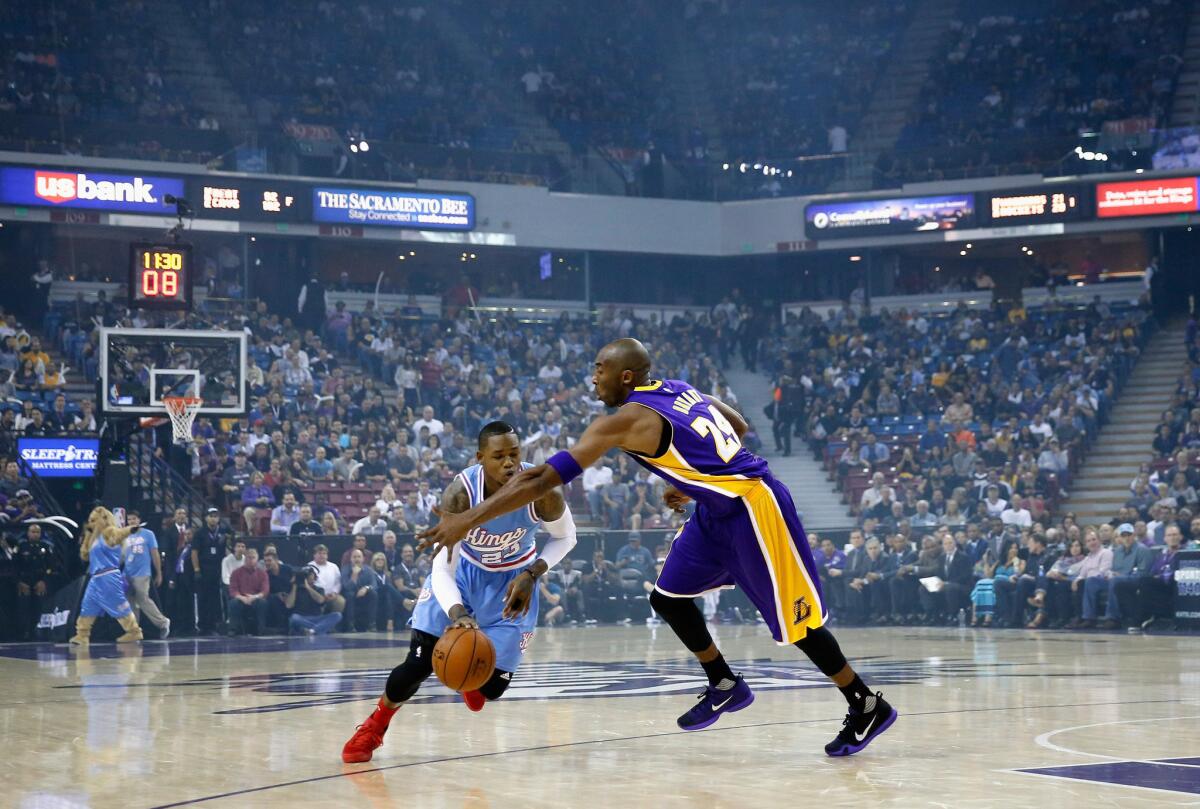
[432,627,496,692]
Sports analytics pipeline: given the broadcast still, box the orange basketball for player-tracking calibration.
[432,626,496,692]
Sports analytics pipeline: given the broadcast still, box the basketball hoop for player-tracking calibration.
[163,396,202,446]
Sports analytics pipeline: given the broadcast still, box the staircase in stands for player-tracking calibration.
[831,0,960,191]
[423,7,627,195]
[146,1,257,142]
[662,25,726,167]
[723,364,850,530]
[1168,3,1200,127]
[1064,320,1188,526]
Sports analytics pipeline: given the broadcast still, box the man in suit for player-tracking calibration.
[920,534,974,623]
[160,508,194,634]
[845,537,896,625]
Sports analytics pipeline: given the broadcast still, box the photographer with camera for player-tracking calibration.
[286,563,342,635]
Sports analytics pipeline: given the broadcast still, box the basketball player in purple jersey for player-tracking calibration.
[421,338,897,756]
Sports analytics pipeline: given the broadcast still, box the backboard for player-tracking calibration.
[98,327,248,417]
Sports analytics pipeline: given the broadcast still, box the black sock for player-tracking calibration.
[700,654,735,688]
[838,675,872,712]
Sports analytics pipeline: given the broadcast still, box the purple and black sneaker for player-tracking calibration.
[825,692,897,757]
[677,674,755,731]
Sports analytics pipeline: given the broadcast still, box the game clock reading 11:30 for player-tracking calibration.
[129,243,193,310]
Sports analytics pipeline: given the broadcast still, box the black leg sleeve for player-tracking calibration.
[384,629,437,704]
[648,589,714,653]
[793,625,849,677]
[478,668,513,701]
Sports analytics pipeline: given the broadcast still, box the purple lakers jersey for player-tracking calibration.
[623,379,771,514]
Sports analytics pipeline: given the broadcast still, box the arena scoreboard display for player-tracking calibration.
[129,242,193,311]
[978,186,1090,225]
[189,177,311,222]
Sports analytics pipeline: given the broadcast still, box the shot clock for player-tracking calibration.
[129,242,193,310]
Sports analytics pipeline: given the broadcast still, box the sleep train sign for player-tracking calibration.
[17,438,100,477]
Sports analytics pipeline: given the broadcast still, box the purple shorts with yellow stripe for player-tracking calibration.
[655,474,825,645]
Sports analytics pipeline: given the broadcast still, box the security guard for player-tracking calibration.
[190,508,230,635]
[17,523,64,640]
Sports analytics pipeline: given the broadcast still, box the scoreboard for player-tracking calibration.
[978,186,1089,225]
[129,243,193,310]
[191,177,309,222]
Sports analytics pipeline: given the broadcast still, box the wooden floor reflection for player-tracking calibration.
[4,624,1199,808]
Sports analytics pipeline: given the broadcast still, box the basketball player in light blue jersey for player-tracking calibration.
[343,421,576,763]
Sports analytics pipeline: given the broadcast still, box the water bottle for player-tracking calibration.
[957,608,967,628]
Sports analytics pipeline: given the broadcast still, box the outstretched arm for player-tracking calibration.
[418,405,659,555]
[103,525,136,547]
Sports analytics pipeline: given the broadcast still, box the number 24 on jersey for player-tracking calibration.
[690,405,742,462]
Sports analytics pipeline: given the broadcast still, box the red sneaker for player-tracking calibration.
[462,690,486,712]
[342,711,389,763]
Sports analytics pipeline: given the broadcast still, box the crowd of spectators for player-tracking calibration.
[452,0,676,157]
[2,0,1195,199]
[808,517,1188,632]
[759,296,1148,512]
[0,276,766,636]
[0,1,194,127]
[880,0,1189,186]
[752,294,1200,631]
[686,1,908,170]
[2,271,1199,637]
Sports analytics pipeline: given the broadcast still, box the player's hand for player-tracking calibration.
[416,506,471,556]
[663,487,692,513]
[16,582,30,596]
[450,613,478,630]
[34,581,47,597]
[154,573,163,588]
[502,571,536,619]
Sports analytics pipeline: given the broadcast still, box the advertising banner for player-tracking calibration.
[312,187,474,231]
[1095,176,1199,218]
[0,166,184,213]
[805,194,974,239]
[18,437,101,477]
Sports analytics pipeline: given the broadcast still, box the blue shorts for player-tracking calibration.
[79,570,133,619]
[410,561,539,673]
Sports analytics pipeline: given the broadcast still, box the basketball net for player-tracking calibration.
[163,396,202,446]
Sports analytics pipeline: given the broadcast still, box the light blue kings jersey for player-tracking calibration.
[123,528,158,579]
[455,462,540,571]
[89,534,124,575]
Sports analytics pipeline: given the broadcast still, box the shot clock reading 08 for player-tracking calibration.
[129,242,193,311]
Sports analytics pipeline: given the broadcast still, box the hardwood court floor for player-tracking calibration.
[3,624,1199,808]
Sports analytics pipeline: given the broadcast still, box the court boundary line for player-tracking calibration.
[1034,714,1200,760]
[147,698,1198,808]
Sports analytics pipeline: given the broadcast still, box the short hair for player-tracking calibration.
[866,538,882,550]
[313,543,328,554]
[126,509,140,520]
[478,420,516,449]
